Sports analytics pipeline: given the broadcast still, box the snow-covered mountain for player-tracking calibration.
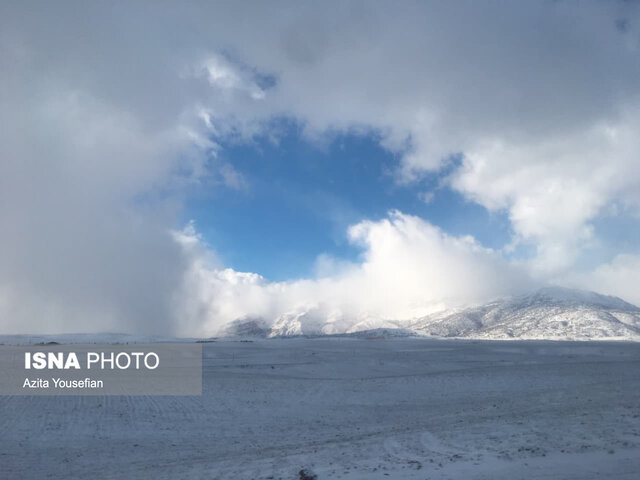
[404,287,640,341]
[224,287,640,341]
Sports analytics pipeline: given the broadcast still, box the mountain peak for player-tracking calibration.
[513,286,640,312]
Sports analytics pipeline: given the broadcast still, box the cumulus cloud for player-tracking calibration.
[174,212,535,336]
[450,106,640,275]
[1,1,640,334]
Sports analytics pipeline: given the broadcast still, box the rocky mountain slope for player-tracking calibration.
[405,287,640,340]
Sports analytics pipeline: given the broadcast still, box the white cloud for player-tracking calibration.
[196,54,266,100]
[449,107,640,274]
[174,212,535,336]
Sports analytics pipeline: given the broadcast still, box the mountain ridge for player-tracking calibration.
[223,287,640,341]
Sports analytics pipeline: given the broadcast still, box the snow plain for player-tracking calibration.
[2,337,640,479]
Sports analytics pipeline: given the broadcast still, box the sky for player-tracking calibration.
[1,1,640,335]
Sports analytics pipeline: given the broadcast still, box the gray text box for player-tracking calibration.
[0,344,202,395]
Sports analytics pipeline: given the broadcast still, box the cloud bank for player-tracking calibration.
[1,1,640,334]
[174,212,535,336]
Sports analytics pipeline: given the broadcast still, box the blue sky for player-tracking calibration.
[186,130,514,281]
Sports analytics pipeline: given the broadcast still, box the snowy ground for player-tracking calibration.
[2,337,640,479]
